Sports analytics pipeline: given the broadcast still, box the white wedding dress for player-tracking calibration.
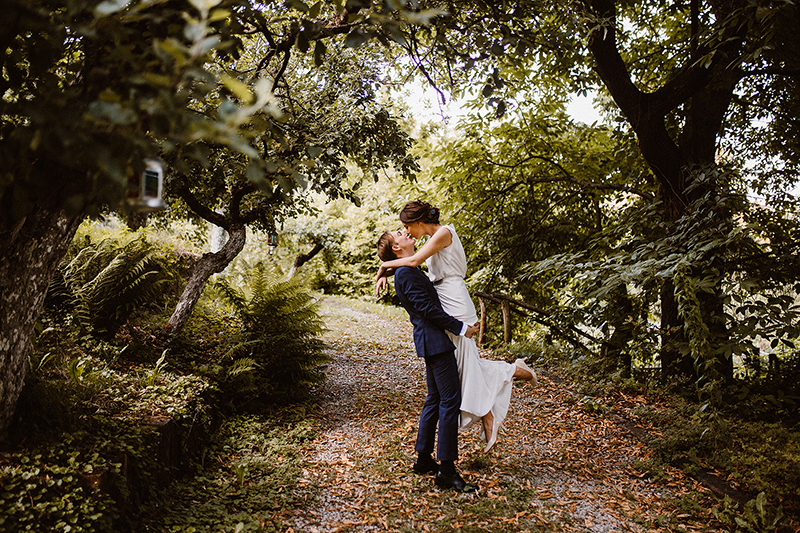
[427,225,516,447]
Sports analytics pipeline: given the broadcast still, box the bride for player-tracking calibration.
[377,200,537,451]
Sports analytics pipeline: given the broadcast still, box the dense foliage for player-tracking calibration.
[1,223,331,531]
[416,103,800,398]
[364,0,800,403]
[46,235,179,338]
[0,0,439,430]
[210,261,330,406]
[136,413,314,532]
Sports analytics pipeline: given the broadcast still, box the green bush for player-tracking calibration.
[210,261,330,406]
[46,235,178,338]
[135,413,314,532]
[3,344,216,533]
[0,450,119,533]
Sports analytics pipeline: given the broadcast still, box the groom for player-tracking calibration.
[377,230,478,493]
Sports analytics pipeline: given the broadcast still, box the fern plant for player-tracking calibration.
[47,236,175,338]
[212,261,329,405]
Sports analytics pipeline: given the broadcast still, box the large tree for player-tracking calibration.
[0,0,437,430]
[402,0,800,384]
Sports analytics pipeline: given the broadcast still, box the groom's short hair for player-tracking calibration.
[376,231,397,262]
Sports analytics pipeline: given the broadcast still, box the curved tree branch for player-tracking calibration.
[484,152,655,200]
[175,183,229,228]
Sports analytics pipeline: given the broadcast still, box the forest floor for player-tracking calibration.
[283,297,732,533]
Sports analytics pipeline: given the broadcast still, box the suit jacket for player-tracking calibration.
[394,265,464,358]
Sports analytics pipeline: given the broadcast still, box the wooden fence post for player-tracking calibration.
[478,297,486,347]
[501,298,512,344]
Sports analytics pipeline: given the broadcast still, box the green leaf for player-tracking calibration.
[386,24,407,46]
[292,171,308,189]
[220,74,252,102]
[296,31,310,53]
[345,29,373,48]
[208,8,229,22]
[277,174,293,193]
[286,0,310,12]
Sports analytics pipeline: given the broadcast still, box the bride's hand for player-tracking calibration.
[375,276,387,298]
[375,264,387,282]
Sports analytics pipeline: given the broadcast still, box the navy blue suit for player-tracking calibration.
[394,265,465,462]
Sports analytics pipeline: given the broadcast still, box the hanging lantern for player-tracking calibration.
[268,231,279,247]
[128,158,166,212]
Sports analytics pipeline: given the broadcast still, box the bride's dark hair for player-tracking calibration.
[400,200,440,225]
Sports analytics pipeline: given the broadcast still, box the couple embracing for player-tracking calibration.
[376,201,537,493]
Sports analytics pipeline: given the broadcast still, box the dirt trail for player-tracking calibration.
[289,298,723,532]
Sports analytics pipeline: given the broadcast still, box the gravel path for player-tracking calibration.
[288,297,724,532]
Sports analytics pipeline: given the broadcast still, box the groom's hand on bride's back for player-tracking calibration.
[465,322,480,339]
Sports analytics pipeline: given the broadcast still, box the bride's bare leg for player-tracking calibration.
[483,411,501,452]
[482,412,494,441]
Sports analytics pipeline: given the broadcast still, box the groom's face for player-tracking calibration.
[390,230,415,256]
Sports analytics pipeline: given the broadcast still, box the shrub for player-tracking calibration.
[210,261,330,406]
[0,448,119,533]
[46,236,178,338]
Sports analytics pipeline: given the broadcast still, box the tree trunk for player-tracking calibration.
[587,0,744,385]
[601,283,634,377]
[478,297,486,348]
[288,242,323,278]
[165,222,246,335]
[659,278,693,380]
[0,208,83,431]
[501,299,512,344]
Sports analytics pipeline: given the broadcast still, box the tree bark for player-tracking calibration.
[659,279,693,380]
[601,284,634,377]
[478,297,487,348]
[0,207,83,431]
[165,222,246,335]
[501,299,512,344]
[288,242,323,278]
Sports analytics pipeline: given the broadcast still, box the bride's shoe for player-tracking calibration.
[515,358,539,387]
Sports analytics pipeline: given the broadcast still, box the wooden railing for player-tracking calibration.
[474,291,598,352]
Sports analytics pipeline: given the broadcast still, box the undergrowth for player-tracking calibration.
[134,411,316,532]
[1,226,330,532]
[499,337,800,531]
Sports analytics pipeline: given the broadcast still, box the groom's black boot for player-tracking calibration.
[413,453,439,475]
[435,460,477,493]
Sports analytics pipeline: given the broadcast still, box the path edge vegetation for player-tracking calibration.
[0,224,328,532]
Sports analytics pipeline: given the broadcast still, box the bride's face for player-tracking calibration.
[402,221,425,240]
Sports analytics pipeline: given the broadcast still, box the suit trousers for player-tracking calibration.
[415,349,461,462]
